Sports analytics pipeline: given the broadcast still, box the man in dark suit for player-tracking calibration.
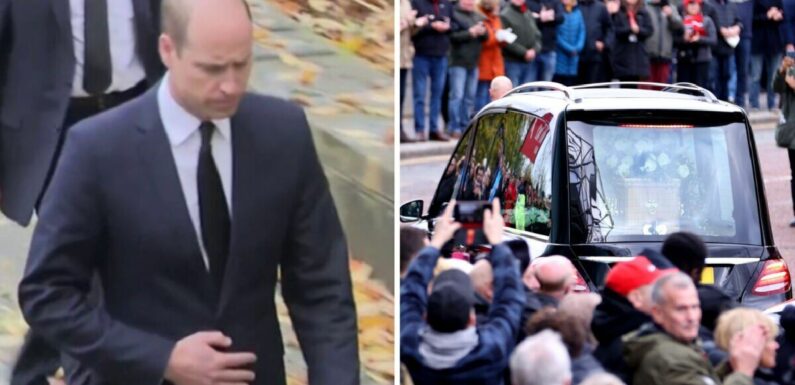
[0,1,164,384]
[17,0,359,384]
[0,0,164,226]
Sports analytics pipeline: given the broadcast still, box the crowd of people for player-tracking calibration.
[399,200,795,385]
[399,0,795,142]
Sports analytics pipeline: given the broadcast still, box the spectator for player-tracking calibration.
[448,0,488,137]
[645,0,684,84]
[411,0,454,141]
[579,372,627,385]
[527,0,567,81]
[772,55,795,227]
[524,256,576,318]
[577,0,613,84]
[708,0,742,100]
[611,0,654,84]
[591,256,676,383]
[675,0,717,88]
[554,0,588,86]
[750,0,786,110]
[774,305,795,384]
[526,308,604,384]
[501,0,543,86]
[559,293,602,345]
[661,232,737,331]
[733,0,754,108]
[401,200,526,385]
[470,259,494,325]
[714,308,780,384]
[401,0,428,143]
[401,226,429,277]
[490,76,515,100]
[624,272,767,385]
[476,0,507,110]
[510,330,573,385]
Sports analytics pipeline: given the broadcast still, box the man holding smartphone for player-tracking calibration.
[400,199,526,384]
[773,54,795,227]
[411,0,454,142]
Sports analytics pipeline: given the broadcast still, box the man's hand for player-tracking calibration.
[483,198,504,245]
[165,331,257,385]
[780,56,794,73]
[430,202,461,249]
[415,15,430,28]
[630,21,640,34]
[469,23,487,37]
[431,20,451,32]
[662,5,672,16]
[525,48,537,61]
[595,40,604,52]
[728,324,766,377]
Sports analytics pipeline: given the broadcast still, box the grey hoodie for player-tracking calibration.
[418,326,480,369]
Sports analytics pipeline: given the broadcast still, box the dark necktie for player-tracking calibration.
[83,0,112,95]
[198,122,230,287]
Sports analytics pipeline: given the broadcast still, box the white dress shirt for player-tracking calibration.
[70,0,147,97]
[158,74,233,270]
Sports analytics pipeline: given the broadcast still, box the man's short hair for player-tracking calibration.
[510,330,572,385]
[651,272,696,306]
[400,226,426,275]
[426,269,476,332]
[661,232,707,277]
[161,0,252,51]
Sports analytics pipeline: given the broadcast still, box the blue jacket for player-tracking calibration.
[400,244,526,385]
[556,7,587,76]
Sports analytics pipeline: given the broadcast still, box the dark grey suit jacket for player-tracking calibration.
[18,87,360,385]
[0,0,164,226]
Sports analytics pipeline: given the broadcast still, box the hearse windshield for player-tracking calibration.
[566,111,762,245]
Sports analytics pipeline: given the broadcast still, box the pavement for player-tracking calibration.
[0,1,394,384]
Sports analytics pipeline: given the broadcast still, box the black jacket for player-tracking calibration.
[411,0,454,57]
[526,0,566,52]
[578,0,613,62]
[611,7,654,78]
[751,0,787,55]
[591,287,651,384]
[706,0,742,56]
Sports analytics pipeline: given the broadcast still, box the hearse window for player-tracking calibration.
[500,111,554,236]
[427,122,476,218]
[567,115,761,245]
[459,113,504,201]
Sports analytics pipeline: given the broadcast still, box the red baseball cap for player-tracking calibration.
[606,256,678,297]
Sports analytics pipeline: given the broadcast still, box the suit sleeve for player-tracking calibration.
[18,126,175,385]
[280,107,359,385]
[481,243,526,358]
[0,0,10,108]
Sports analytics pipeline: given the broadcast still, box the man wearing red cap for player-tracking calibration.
[591,255,677,383]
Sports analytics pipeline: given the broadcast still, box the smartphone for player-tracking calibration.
[787,51,795,59]
[453,200,492,227]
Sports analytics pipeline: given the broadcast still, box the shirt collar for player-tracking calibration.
[157,72,231,146]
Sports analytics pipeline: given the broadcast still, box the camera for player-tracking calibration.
[453,200,492,227]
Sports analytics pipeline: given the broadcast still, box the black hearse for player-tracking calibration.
[401,81,793,309]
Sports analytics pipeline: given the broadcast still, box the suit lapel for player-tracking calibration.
[217,108,257,311]
[135,87,217,302]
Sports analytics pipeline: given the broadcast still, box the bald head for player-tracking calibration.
[490,76,513,100]
[470,259,494,301]
[162,0,252,53]
[534,256,576,299]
